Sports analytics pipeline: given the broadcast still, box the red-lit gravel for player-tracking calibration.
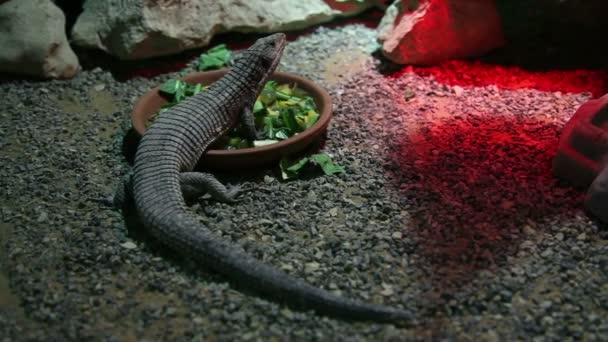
[391,60,608,98]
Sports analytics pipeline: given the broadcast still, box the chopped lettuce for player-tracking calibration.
[197,44,232,71]
[280,153,345,180]
[154,78,322,150]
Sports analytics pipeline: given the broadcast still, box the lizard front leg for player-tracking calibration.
[240,106,264,140]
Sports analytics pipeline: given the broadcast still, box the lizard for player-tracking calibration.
[119,33,413,324]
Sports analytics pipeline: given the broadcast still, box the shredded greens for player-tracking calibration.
[280,153,345,180]
[197,44,232,71]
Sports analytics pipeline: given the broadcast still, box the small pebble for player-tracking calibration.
[120,241,137,250]
[304,262,320,274]
[453,85,464,96]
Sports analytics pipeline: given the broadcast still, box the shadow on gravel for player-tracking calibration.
[387,114,585,293]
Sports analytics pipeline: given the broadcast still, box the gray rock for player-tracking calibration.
[0,0,80,78]
[377,0,504,64]
[71,0,375,60]
[120,241,137,250]
[540,249,553,258]
[304,262,320,274]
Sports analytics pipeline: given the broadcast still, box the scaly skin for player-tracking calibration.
[131,33,412,323]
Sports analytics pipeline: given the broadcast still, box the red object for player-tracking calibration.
[553,94,608,187]
[380,0,504,65]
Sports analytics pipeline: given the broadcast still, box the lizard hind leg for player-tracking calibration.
[180,172,248,204]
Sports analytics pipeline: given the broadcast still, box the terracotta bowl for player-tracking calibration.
[131,69,332,170]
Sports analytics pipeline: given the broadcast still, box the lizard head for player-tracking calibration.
[239,33,287,80]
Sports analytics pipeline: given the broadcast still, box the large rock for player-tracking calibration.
[377,0,504,65]
[71,0,375,60]
[0,0,79,79]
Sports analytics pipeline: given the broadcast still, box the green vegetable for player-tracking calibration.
[159,79,208,102]
[154,77,321,149]
[259,81,278,105]
[253,100,264,114]
[262,116,276,140]
[197,44,232,71]
[190,83,204,95]
[159,79,188,102]
[311,153,345,175]
[226,136,249,149]
[274,129,290,140]
[280,157,308,180]
[279,153,345,180]
[280,107,300,133]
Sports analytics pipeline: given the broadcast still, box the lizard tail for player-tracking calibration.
[137,177,413,324]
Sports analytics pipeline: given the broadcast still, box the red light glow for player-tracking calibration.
[389,60,608,98]
[389,113,585,283]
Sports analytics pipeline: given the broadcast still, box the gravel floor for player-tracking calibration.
[1,24,607,340]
